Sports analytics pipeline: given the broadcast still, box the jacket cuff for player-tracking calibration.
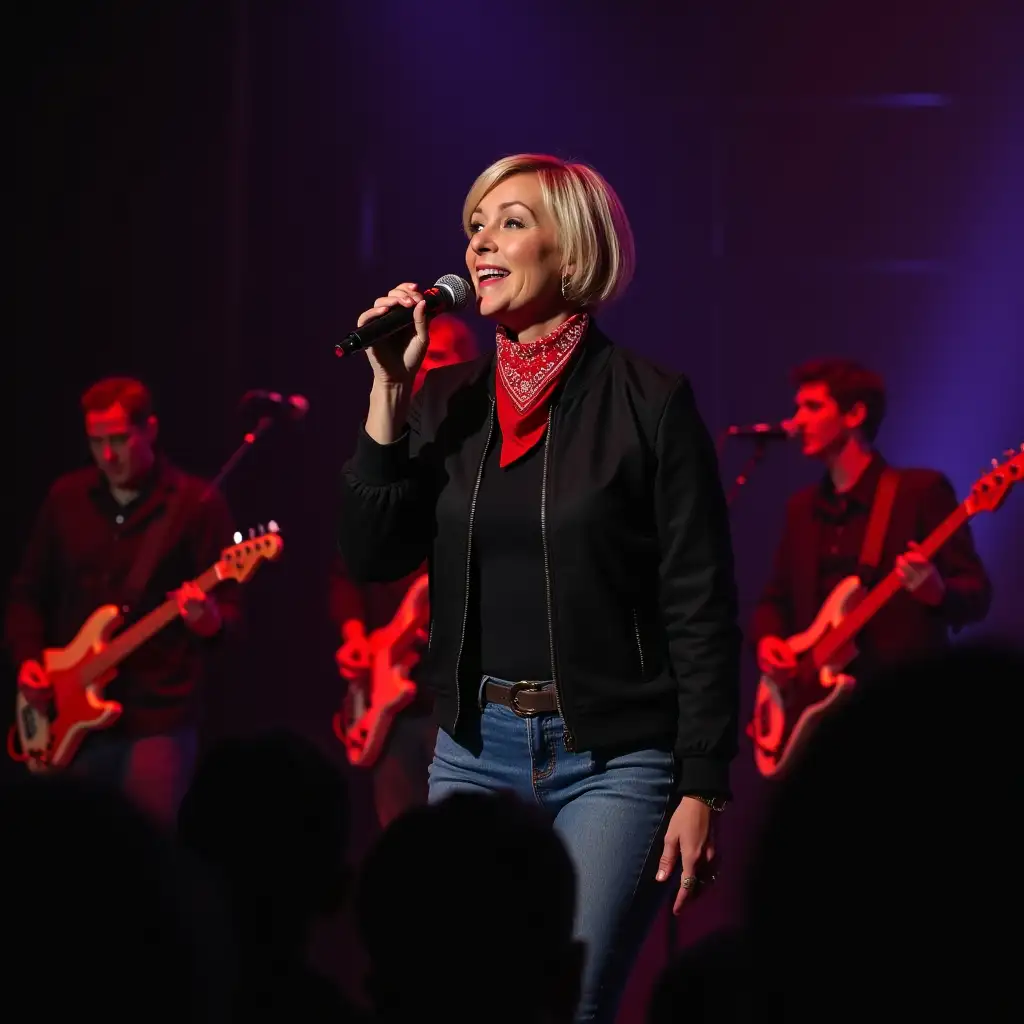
[676,756,731,800]
[351,425,412,486]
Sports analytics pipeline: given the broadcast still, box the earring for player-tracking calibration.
[561,275,571,300]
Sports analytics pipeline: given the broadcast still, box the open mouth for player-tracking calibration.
[476,267,510,289]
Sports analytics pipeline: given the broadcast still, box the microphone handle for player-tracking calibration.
[335,286,450,358]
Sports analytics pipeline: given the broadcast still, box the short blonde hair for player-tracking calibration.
[462,153,635,310]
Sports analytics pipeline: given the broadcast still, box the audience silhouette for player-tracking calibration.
[2,772,231,1022]
[177,729,364,1023]
[357,790,585,1024]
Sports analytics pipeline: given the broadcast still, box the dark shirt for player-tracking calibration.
[4,458,241,735]
[814,454,888,605]
[471,433,552,682]
[751,453,992,678]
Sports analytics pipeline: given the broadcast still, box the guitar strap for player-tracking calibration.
[120,473,188,614]
[857,466,901,586]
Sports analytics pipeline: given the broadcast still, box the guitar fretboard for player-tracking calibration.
[87,563,224,681]
[813,501,969,668]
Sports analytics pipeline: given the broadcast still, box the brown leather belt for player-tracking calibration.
[483,680,558,718]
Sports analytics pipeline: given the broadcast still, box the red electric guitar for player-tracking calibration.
[333,573,430,768]
[10,525,284,772]
[749,447,1022,778]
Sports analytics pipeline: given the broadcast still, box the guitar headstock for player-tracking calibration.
[966,445,1024,516]
[219,522,284,582]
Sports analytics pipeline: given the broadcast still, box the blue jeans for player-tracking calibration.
[71,726,198,829]
[428,677,676,1024]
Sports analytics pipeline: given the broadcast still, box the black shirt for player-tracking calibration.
[751,451,993,681]
[471,430,552,683]
[815,454,887,604]
[4,458,241,735]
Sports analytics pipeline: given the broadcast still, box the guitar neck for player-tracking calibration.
[814,501,969,667]
[90,563,224,678]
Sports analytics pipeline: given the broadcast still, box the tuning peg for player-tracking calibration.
[258,523,265,535]
[268,520,280,533]
[249,527,256,539]
[992,458,1000,468]
[233,531,243,544]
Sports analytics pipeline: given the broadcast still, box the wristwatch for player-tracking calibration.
[686,793,728,812]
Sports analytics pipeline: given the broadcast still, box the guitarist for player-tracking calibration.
[330,314,478,828]
[752,358,991,688]
[4,377,241,823]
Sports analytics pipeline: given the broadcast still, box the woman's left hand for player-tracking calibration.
[655,796,716,915]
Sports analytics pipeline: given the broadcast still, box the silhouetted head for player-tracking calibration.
[3,772,230,1023]
[357,790,583,1024]
[746,641,1024,1018]
[177,730,351,954]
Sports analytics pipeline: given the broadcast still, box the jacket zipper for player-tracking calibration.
[632,609,645,676]
[455,399,496,723]
[541,409,575,750]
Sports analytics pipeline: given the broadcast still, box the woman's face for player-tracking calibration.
[465,172,567,337]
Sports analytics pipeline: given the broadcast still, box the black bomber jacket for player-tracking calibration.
[338,325,742,797]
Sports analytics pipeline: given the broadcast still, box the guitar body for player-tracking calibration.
[15,605,125,772]
[9,526,284,773]
[745,445,1023,777]
[334,575,429,768]
[751,575,865,778]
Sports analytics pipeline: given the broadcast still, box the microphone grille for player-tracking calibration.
[434,274,472,311]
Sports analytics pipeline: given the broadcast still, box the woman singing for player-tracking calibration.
[339,153,741,1024]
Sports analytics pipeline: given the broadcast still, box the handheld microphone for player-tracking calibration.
[725,422,793,440]
[334,274,473,358]
[240,390,310,421]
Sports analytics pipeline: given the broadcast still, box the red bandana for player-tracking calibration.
[494,313,589,467]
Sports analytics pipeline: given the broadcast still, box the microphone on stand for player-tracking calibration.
[201,392,310,503]
[334,274,473,358]
[725,421,794,440]
[239,390,310,422]
[720,420,796,507]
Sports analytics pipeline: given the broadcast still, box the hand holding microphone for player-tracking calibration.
[342,275,472,445]
[340,275,472,389]
[355,282,433,389]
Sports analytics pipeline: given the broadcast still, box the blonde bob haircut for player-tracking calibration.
[462,153,635,310]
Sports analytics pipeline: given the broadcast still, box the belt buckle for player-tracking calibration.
[508,680,545,718]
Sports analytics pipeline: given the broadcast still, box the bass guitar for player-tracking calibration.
[750,447,1022,777]
[10,525,283,772]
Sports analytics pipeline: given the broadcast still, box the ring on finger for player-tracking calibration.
[681,875,698,890]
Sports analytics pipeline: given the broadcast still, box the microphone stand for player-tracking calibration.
[725,436,771,506]
[199,415,275,504]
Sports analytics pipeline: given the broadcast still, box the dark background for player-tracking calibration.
[7,2,1022,1019]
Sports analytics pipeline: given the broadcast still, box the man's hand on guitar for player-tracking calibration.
[757,636,797,681]
[896,541,946,606]
[172,580,222,637]
[17,659,53,710]
[337,620,372,681]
